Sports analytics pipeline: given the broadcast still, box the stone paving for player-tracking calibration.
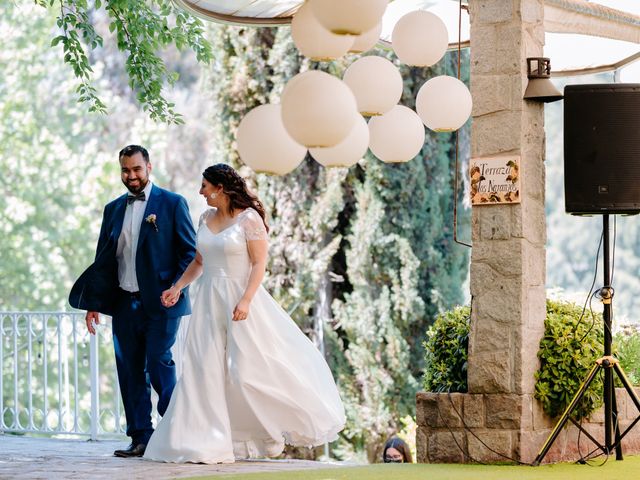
[0,435,344,479]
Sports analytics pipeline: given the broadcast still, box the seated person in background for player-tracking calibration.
[383,437,413,463]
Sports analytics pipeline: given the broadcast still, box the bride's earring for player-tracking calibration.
[209,192,217,200]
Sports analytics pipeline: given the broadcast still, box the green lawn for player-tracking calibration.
[190,456,640,480]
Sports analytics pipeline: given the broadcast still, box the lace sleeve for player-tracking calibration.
[240,208,268,241]
[198,208,214,228]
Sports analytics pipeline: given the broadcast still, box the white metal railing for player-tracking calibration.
[1,311,189,440]
[0,312,126,439]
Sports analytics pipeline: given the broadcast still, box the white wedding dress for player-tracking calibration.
[144,208,345,464]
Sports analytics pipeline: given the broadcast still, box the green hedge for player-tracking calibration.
[615,326,640,386]
[421,300,634,420]
[534,301,603,419]
[422,305,470,393]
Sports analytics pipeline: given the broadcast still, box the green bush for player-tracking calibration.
[422,306,470,393]
[615,326,640,386]
[422,300,610,421]
[535,301,603,419]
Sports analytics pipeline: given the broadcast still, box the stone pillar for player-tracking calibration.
[467,0,547,462]
[416,0,548,464]
[468,0,546,395]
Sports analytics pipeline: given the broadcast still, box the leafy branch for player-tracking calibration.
[37,0,213,123]
[48,0,106,114]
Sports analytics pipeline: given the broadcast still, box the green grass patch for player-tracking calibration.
[188,456,640,480]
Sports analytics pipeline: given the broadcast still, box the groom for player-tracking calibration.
[69,145,196,457]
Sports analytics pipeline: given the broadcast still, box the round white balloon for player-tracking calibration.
[291,2,353,61]
[236,104,307,175]
[343,56,403,116]
[310,114,369,167]
[416,76,472,132]
[281,70,358,148]
[392,11,448,67]
[281,70,315,105]
[310,0,388,35]
[349,22,382,54]
[368,105,425,163]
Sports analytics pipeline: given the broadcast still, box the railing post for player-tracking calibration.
[27,314,33,430]
[89,331,99,441]
[0,314,4,431]
[13,314,19,430]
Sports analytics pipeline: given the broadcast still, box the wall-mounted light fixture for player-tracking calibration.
[524,57,563,103]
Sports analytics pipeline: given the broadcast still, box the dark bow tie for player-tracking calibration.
[127,192,146,205]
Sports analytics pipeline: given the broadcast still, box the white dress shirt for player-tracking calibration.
[116,181,153,292]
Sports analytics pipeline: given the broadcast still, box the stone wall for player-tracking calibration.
[416,389,640,464]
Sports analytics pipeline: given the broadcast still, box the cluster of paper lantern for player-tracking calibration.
[236,0,473,175]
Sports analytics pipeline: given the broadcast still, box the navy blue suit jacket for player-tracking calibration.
[69,185,196,319]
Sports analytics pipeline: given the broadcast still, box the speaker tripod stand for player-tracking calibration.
[533,214,640,466]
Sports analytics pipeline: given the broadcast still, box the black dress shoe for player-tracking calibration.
[114,443,147,458]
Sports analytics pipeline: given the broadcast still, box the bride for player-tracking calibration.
[143,164,345,463]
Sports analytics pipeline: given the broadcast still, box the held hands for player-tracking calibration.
[161,285,181,308]
[85,311,100,335]
[232,297,251,322]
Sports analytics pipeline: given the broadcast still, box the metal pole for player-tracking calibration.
[602,215,623,459]
[0,314,4,431]
[27,315,33,430]
[603,214,612,452]
[13,314,19,430]
[89,331,99,441]
[602,214,622,459]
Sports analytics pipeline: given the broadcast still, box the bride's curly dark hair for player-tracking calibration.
[202,164,269,232]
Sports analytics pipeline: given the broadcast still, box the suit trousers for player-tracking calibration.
[112,290,180,444]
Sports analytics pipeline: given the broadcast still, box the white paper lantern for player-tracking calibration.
[310,115,369,167]
[310,0,388,35]
[291,2,354,61]
[281,70,358,148]
[416,76,473,132]
[236,104,307,175]
[343,56,403,116]
[349,22,382,54]
[392,11,448,67]
[368,105,425,163]
[280,70,315,105]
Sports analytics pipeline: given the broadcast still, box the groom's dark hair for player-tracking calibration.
[119,145,150,163]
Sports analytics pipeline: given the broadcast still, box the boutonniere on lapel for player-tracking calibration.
[145,214,158,232]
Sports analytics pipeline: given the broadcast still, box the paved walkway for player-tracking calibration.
[0,435,344,479]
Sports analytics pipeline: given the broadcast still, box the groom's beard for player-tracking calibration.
[124,177,148,194]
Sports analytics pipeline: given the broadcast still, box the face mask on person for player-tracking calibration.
[384,456,403,463]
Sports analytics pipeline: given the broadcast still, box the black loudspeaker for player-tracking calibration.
[564,83,640,215]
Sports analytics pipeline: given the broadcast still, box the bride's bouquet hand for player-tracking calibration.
[232,298,251,321]
[161,285,181,308]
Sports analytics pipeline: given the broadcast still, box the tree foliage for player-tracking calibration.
[0,2,211,310]
[0,2,117,310]
[35,0,212,123]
